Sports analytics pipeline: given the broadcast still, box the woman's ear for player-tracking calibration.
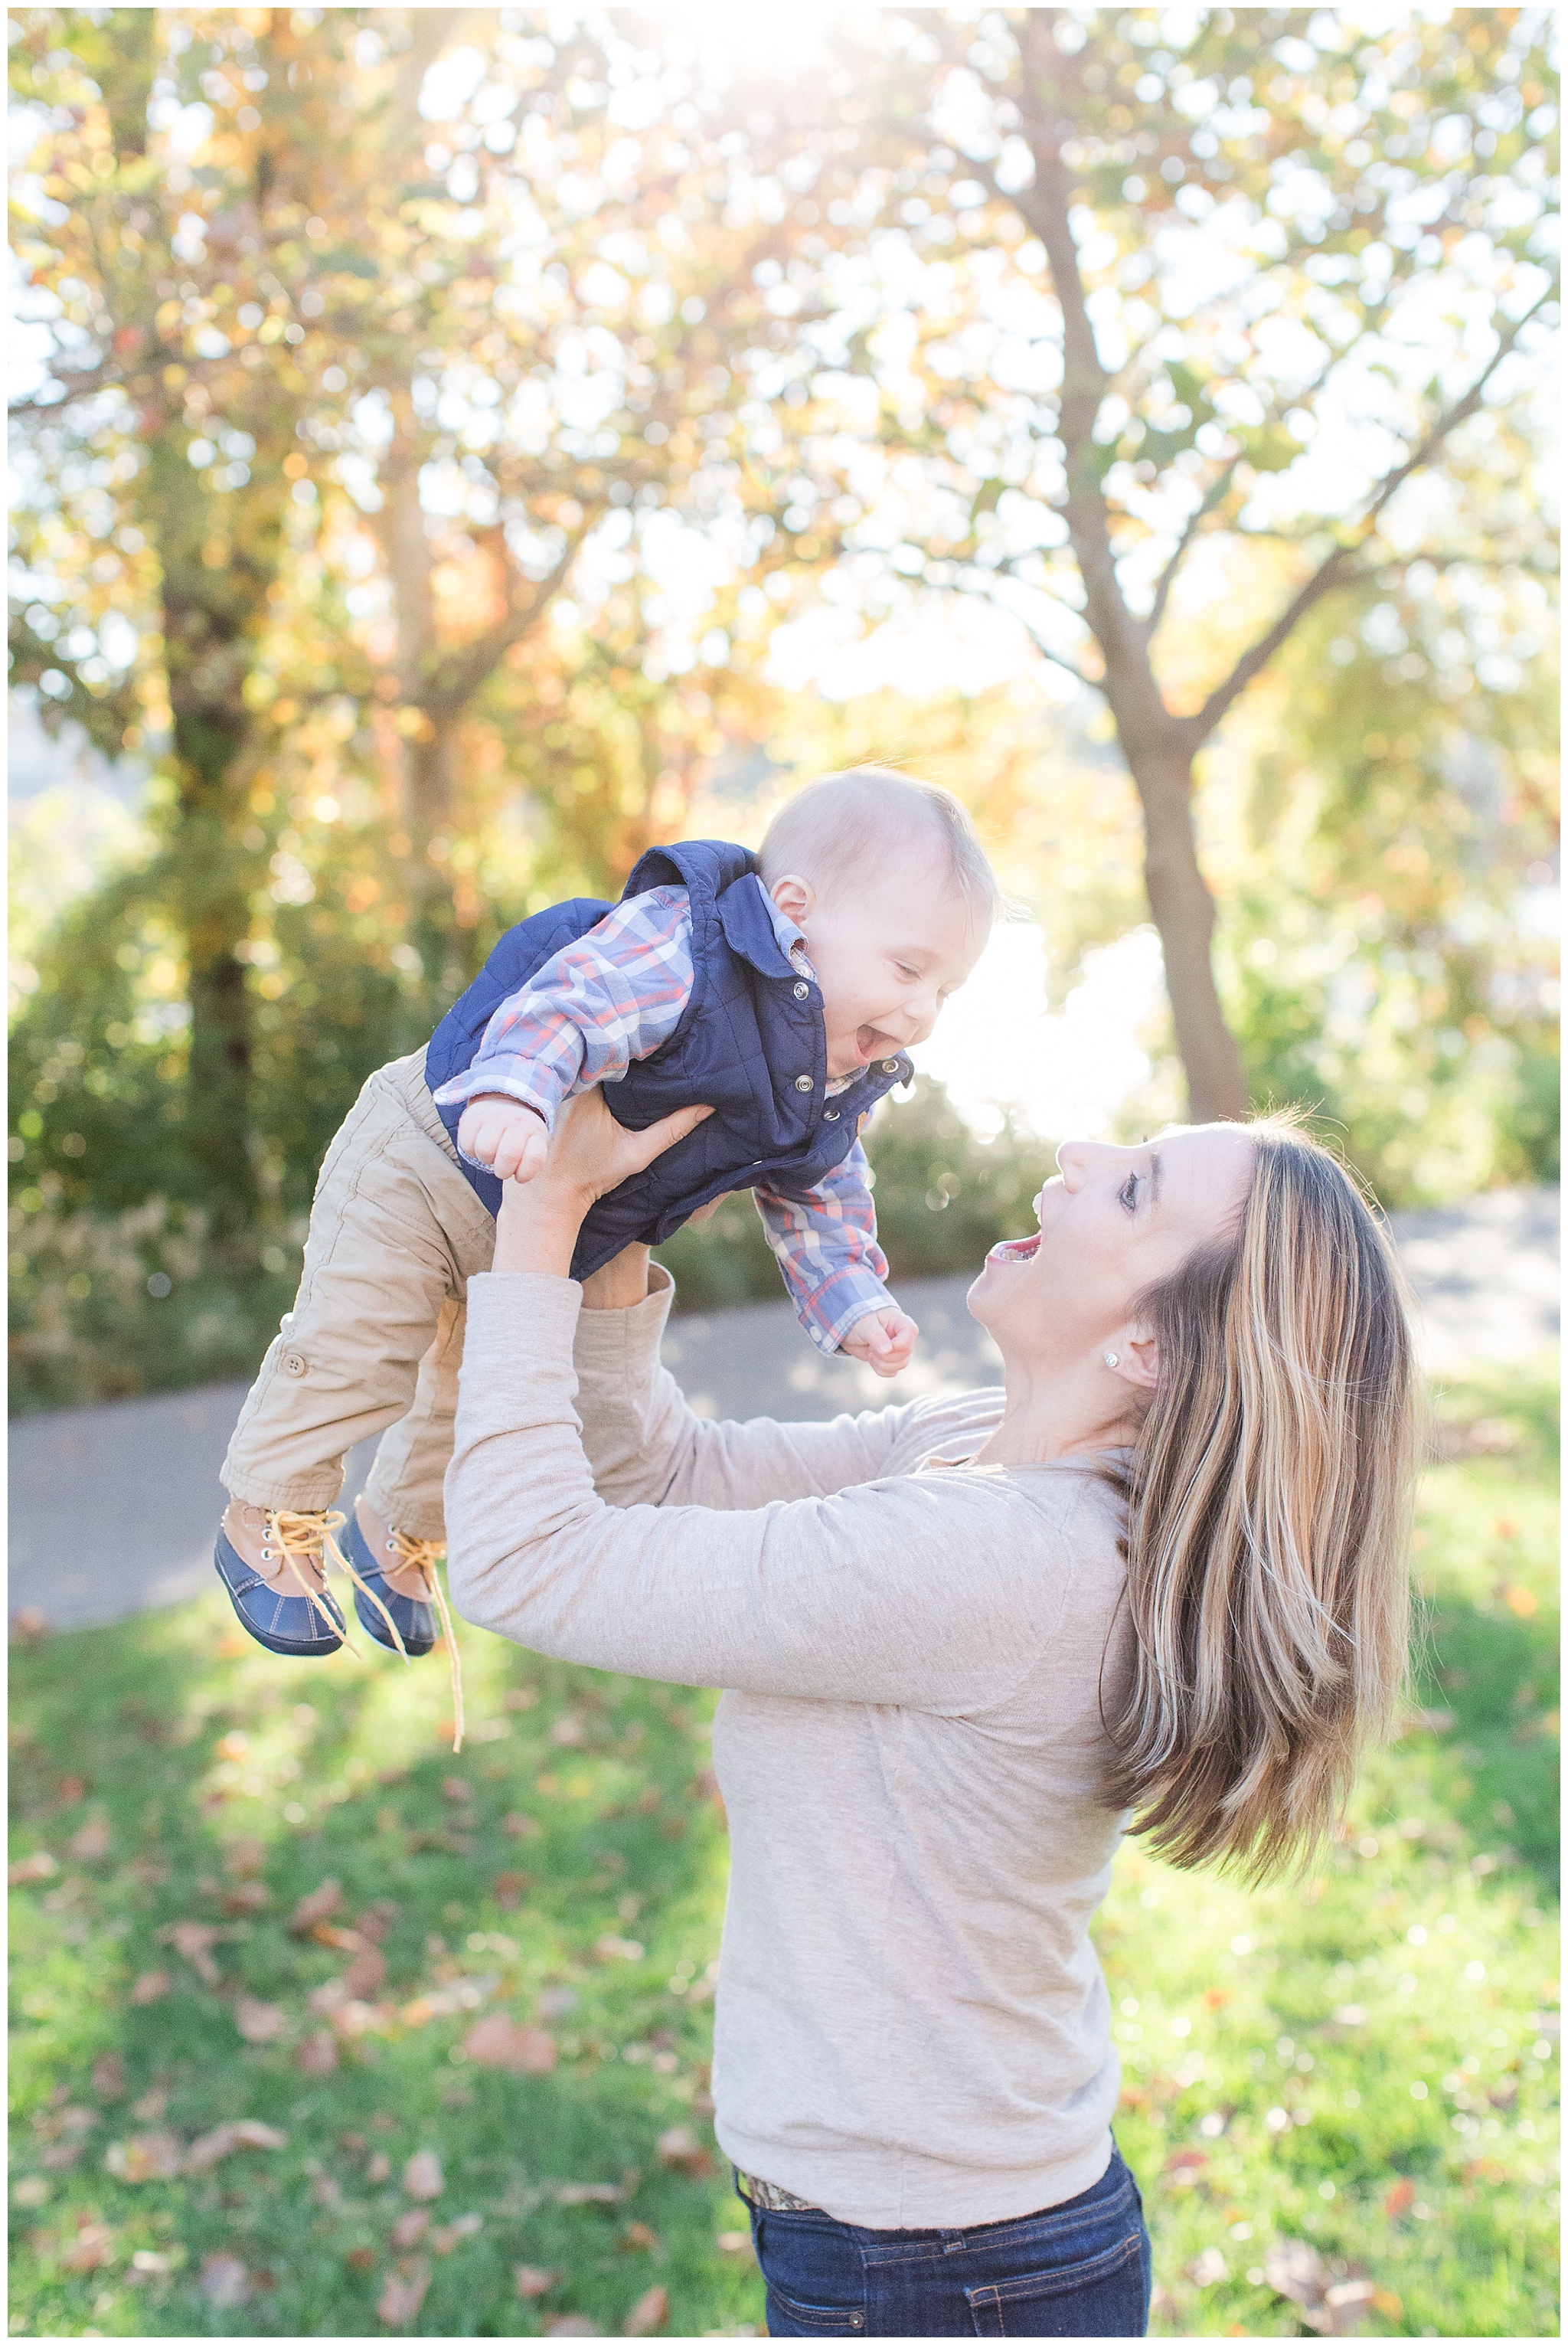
[769,872,815,927]
[1110,1324,1161,1392]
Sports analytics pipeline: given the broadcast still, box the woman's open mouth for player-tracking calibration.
[985,1232,1040,1266]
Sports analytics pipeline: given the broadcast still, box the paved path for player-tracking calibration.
[9,1189,1557,1634]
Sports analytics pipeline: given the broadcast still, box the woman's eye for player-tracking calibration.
[1119,1173,1139,1212]
[895,963,920,981]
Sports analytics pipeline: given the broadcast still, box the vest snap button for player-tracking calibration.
[823,1108,840,1121]
[794,1074,814,1093]
[792,981,810,1000]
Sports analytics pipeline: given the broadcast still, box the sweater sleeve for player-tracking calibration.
[445,1273,1071,1712]
[568,1266,925,1511]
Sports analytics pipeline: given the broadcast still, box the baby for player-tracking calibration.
[214,767,997,1678]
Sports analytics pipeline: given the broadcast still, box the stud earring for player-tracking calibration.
[1103,1352,1119,1368]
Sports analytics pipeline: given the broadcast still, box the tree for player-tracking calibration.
[767,5,1558,1116]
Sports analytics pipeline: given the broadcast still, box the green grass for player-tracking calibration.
[8,1359,1558,2339]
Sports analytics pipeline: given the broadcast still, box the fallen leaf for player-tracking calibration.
[502,1811,541,1837]
[462,2013,557,2074]
[655,2125,712,2176]
[297,2029,339,2076]
[403,2148,444,2200]
[342,1945,388,2000]
[106,2132,184,2183]
[288,1877,343,1935]
[391,2209,430,2249]
[55,1774,90,1806]
[537,1986,579,2020]
[222,1879,273,1916]
[494,1870,533,1910]
[129,2248,174,2277]
[430,2213,483,2255]
[12,2177,51,2209]
[224,1837,267,1879]
[184,2118,287,2173]
[717,2230,753,2258]
[234,1995,290,2044]
[515,2264,560,2298]
[69,1816,113,1863]
[8,1851,58,1885]
[91,2052,126,2101]
[358,1899,400,1941]
[596,1933,644,1963]
[200,2252,250,2308]
[619,2220,661,2252]
[131,2089,168,2122]
[544,2320,599,2338]
[60,2217,116,2271]
[367,2150,393,2186]
[550,1714,587,1746]
[1503,1584,1537,1617]
[160,1920,224,1984]
[11,1606,49,1643]
[554,2181,624,2206]
[377,2257,431,2325]
[1383,2179,1416,2219]
[623,2283,668,2337]
[129,1971,171,2006]
[345,2245,376,2272]
[443,1777,474,1804]
[1186,2248,1229,2288]
[1165,2147,1208,2185]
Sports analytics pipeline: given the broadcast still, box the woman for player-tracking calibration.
[445,1093,1419,2339]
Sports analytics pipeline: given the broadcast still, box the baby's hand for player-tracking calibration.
[456,1094,548,1183]
[841,1305,919,1378]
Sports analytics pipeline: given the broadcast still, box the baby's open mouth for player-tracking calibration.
[855,1025,900,1064]
[986,1232,1040,1265]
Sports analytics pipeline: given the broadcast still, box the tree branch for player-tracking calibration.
[958,567,1095,689]
[1181,285,1557,748]
[426,518,594,714]
[1145,459,1239,640]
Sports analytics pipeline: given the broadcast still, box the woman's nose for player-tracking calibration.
[1055,1137,1092,1189]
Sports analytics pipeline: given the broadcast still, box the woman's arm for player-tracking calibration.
[446,1270,1070,1709]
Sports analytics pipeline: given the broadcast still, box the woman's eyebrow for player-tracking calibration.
[1149,1150,1164,1206]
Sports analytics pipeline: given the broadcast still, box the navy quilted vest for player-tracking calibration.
[423,839,913,1282]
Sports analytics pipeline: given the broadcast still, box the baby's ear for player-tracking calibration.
[769,873,815,925]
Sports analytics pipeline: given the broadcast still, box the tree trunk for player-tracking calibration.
[1123,745,1249,1123]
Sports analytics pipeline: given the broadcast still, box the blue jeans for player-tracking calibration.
[743,2147,1152,2338]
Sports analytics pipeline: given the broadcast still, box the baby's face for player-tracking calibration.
[777,854,988,1081]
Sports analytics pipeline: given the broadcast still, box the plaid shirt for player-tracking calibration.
[430,885,893,1355]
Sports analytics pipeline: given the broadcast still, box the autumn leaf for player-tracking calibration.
[403,2148,444,2200]
[68,1815,113,1862]
[92,2052,126,2100]
[494,1869,532,1909]
[462,2012,557,2073]
[8,1851,58,1885]
[184,2118,287,2173]
[430,2214,482,2255]
[159,1919,224,1984]
[1383,2178,1416,2218]
[200,2252,250,2308]
[105,2131,184,2183]
[544,2320,599,2338]
[515,2264,560,2298]
[234,1994,290,2043]
[224,1836,267,1878]
[297,2029,339,2076]
[655,2124,712,2176]
[377,2256,431,2325]
[619,2220,661,2254]
[288,1876,344,1935]
[623,2283,669,2336]
[60,2217,116,2271]
[129,1971,171,2005]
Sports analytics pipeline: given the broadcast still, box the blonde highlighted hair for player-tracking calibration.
[1106,1116,1420,1882]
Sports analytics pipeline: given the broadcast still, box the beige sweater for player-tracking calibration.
[446,1269,1135,2231]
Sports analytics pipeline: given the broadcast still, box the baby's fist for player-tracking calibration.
[456,1094,548,1183]
[841,1306,919,1378]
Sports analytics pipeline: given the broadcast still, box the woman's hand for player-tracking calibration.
[492,1088,711,1278]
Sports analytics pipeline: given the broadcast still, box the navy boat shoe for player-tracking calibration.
[341,1507,439,1657]
[213,1522,346,1657]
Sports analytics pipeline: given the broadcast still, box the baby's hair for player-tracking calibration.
[757,767,1001,925]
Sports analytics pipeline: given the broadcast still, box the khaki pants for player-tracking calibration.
[221,1052,495,1541]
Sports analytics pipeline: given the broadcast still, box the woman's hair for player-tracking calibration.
[1105,1114,1420,1882]
[758,767,1001,926]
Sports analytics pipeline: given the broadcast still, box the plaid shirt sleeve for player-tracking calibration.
[429,887,696,1140]
[754,1141,894,1357]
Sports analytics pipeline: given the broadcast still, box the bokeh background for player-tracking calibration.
[7,7,1559,2342]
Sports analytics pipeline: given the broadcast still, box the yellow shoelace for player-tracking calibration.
[384,1530,465,1755]
[261,1513,462,1753]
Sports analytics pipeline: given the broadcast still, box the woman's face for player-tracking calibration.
[967,1126,1257,1372]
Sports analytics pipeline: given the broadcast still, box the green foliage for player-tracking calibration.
[7,1360,1558,2338]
